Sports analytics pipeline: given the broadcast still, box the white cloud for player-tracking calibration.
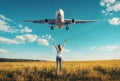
[0,14,19,33]
[0,14,12,22]
[15,36,26,43]
[0,33,52,46]
[20,27,32,33]
[18,24,23,28]
[0,34,38,44]
[108,17,120,25]
[100,0,120,15]
[110,2,120,12]
[0,37,18,44]
[41,34,52,40]
[0,14,32,33]
[23,34,38,42]
[90,45,120,51]
[0,20,9,32]
[46,34,52,39]
[100,0,116,6]
[15,34,38,43]
[37,34,52,46]
[0,20,17,33]
[0,48,8,53]
[37,38,49,46]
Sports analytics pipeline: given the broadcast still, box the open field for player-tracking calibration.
[0,60,120,81]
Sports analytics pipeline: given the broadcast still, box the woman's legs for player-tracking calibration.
[56,56,62,74]
[56,56,59,72]
[59,57,62,73]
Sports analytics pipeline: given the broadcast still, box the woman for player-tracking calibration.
[52,39,67,75]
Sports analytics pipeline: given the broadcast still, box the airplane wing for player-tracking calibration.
[64,19,99,24]
[23,19,56,24]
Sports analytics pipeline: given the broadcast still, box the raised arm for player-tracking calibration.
[62,39,67,48]
[51,39,57,50]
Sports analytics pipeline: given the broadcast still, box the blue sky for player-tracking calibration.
[0,0,120,61]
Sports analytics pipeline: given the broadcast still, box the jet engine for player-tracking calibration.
[72,19,75,23]
[44,19,49,23]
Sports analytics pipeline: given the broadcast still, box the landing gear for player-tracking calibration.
[50,25,54,30]
[65,25,69,30]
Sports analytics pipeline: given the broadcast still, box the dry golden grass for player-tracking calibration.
[0,60,120,81]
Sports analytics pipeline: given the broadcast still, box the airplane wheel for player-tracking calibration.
[50,26,54,30]
[66,26,69,30]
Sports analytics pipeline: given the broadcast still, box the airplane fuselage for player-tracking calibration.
[24,8,98,30]
[56,9,64,28]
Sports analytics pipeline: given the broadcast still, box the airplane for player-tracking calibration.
[23,8,99,30]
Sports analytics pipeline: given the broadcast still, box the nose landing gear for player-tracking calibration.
[50,26,54,30]
[50,24,54,30]
[65,25,69,30]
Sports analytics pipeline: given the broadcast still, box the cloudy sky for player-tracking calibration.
[0,0,120,61]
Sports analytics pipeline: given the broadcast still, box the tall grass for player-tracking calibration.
[0,60,120,81]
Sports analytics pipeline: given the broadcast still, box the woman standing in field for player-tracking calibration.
[52,39,67,75]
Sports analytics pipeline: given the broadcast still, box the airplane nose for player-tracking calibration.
[59,8,61,10]
[58,9,63,13]
[58,8,63,11]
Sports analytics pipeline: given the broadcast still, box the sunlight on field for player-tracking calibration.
[0,60,120,81]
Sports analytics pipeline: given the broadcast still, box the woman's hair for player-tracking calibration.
[58,44,63,51]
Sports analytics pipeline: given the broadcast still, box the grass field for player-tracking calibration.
[0,60,120,81]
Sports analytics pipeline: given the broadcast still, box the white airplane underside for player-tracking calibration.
[23,9,99,30]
